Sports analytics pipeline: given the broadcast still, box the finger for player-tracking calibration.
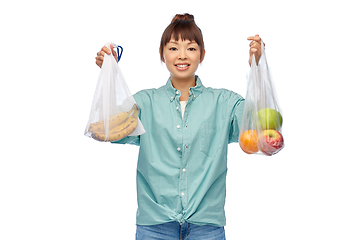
[101,46,111,55]
[252,40,265,49]
[110,44,117,58]
[247,34,260,40]
[249,41,261,48]
[95,55,104,62]
[97,50,107,58]
[95,59,102,67]
[109,44,114,56]
[250,40,258,45]
[250,48,258,53]
[247,35,262,43]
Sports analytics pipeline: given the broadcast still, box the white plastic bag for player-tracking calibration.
[84,42,145,142]
[239,41,284,156]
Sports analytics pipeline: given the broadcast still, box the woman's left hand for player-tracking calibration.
[248,34,264,66]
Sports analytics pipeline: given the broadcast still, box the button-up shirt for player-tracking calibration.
[112,76,245,227]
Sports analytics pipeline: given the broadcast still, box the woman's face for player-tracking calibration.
[162,37,204,82]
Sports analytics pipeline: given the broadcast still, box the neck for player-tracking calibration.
[171,75,196,101]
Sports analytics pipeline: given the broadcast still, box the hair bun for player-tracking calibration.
[171,13,195,23]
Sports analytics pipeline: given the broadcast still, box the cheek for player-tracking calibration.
[193,57,201,65]
[163,58,174,72]
[191,52,201,63]
[163,53,174,63]
[164,55,172,65]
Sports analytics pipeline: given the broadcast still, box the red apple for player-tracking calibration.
[259,129,284,156]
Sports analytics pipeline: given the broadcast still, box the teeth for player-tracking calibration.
[177,64,188,68]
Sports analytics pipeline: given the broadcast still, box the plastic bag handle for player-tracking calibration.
[114,45,123,62]
[104,42,124,62]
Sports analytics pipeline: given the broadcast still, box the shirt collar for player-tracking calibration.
[166,75,204,102]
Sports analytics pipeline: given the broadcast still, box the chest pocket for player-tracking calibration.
[200,121,223,157]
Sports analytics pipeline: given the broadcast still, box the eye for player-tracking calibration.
[188,47,196,51]
[169,47,177,51]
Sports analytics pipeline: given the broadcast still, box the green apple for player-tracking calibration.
[257,108,283,130]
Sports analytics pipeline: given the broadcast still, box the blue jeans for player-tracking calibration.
[136,221,226,240]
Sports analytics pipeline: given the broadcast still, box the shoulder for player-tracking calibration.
[203,86,244,102]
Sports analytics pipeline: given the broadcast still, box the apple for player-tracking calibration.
[259,129,284,156]
[257,108,283,130]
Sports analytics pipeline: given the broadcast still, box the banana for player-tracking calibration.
[90,104,139,142]
[92,115,138,141]
[88,104,138,133]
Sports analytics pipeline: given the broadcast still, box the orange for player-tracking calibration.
[239,130,259,154]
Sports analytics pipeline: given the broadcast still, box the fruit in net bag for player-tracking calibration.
[239,130,259,154]
[239,40,284,156]
[88,104,139,142]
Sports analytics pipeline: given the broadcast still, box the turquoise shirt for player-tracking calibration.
[112,76,245,227]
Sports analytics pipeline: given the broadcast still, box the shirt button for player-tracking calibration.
[176,91,179,94]
[181,192,185,196]
[177,125,180,129]
[176,106,179,110]
[177,147,181,151]
[182,168,186,172]
[170,96,174,100]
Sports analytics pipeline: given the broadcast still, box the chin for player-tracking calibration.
[170,72,197,82]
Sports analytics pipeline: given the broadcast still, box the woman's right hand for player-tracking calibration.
[95,44,118,68]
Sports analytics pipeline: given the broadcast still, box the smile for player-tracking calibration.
[175,64,190,70]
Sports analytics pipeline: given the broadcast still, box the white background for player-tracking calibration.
[1,0,359,239]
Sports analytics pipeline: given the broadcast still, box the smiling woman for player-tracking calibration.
[93,13,262,240]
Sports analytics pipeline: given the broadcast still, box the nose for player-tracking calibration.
[178,49,187,60]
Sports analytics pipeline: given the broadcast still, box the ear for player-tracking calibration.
[200,49,206,63]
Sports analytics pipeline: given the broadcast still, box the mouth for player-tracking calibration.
[175,63,190,70]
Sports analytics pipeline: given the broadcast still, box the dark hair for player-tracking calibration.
[159,13,205,62]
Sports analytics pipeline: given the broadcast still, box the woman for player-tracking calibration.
[95,13,262,240]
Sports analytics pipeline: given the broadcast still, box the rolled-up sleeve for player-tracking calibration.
[228,93,245,144]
